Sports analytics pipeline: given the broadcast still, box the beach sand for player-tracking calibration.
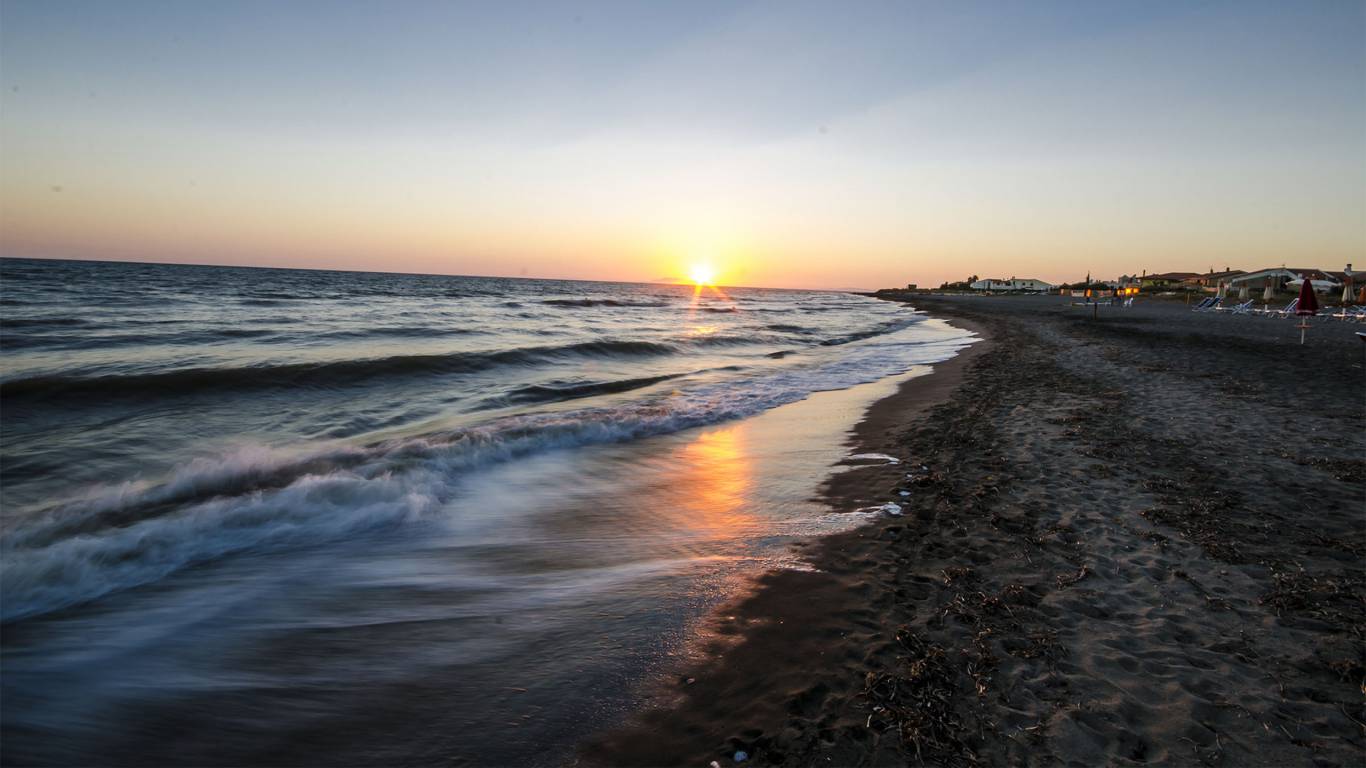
[582,295,1365,767]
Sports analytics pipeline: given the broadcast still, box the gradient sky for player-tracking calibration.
[2,0,1363,289]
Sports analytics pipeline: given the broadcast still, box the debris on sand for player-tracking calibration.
[849,452,901,465]
[1055,565,1090,588]
[861,628,978,764]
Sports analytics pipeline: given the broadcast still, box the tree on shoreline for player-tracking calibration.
[939,275,979,290]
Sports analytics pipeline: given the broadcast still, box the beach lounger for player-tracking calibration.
[1228,300,1254,314]
[1190,296,1216,311]
[1329,306,1366,322]
[1252,298,1296,316]
[1272,298,1299,318]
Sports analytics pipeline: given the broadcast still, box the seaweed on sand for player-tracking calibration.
[861,628,980,765]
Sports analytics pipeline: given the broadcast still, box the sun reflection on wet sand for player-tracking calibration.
[674,426,757,540]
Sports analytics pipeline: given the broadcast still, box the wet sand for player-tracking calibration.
[583,294,1365,767]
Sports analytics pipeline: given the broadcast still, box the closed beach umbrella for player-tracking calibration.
[1238,284,1249,300]
[1343,282,1354,304]
[1296,277,1319,315]
[1359,285,1366,304]
[1295,278,1319,344]
[1263,278,1275,301]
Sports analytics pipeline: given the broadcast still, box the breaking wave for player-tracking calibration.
[0,340,680,399]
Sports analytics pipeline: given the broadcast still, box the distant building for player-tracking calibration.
[1183,269,1245,289]
[906,283,917,291]
[1138,272,1200,288]
[1229,268,1342,291]
[969,277,1055,292]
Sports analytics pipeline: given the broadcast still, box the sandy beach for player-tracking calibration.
[584,294,1365,767]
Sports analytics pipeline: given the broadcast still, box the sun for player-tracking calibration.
[689,263,717,286]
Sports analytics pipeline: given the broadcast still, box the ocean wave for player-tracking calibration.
[3,444,373,551]
[683,334,772,348]
[542,298,671,308]
[1,469,437,622]
[0,326,975,622]
[496,373,685,407]
[819,317,923,346]
[311,326,485,342]
[240,291,307,300]
[0,327,282,351]
[0,339,680,399]
[1,317,91,329]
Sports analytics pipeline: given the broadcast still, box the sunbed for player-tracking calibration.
[1254,298,1298,317]
[1271,298,1300,318]
[1252,298,1293,316]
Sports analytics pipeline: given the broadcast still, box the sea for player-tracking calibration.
[0,258,973,765]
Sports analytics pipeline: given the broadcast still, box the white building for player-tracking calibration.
[970,277,1055,292]
[1229,267,1341,290]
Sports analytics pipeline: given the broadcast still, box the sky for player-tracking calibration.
[2,0,1363,289]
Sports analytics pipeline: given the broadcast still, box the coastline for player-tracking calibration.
[582,295,1364,767]
[579,316,992,766]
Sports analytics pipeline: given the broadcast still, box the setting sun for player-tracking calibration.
[689,264,717,286]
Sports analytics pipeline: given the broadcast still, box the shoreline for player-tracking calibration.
[582,295,1364,767]
[579,316,993,766]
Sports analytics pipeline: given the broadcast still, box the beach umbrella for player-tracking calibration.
[1343,282,1354,304]
[1238,284,1249,300]
[1295,276,1319,344]
[1216,281,1226,299]
[1263,278,1275,301]
[1296,278,1319,314]
[1359,285,1366,304]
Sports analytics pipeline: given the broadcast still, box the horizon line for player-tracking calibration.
[0,254,870,294]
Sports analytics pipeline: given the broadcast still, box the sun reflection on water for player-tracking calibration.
[676,426,756,539]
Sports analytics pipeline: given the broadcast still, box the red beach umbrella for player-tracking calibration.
[1296,277,1319,316]
[1295,278,1319,345]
